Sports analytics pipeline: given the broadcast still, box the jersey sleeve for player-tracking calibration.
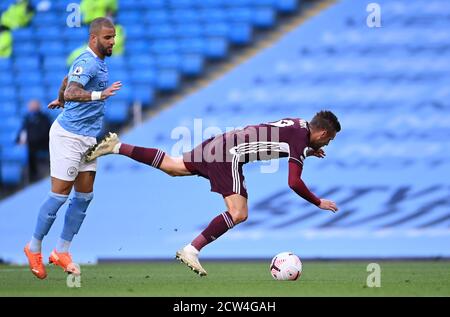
[68,57,98,87]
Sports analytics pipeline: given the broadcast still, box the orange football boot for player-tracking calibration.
[24,244,47,279]
[49,250,80,275]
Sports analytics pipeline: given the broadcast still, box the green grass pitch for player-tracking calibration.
[1,261,449,296]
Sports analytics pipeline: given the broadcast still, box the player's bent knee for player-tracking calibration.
[229,210,248,224]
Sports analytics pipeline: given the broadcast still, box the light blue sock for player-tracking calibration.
[60,191,93,242]
[30,192,69,252]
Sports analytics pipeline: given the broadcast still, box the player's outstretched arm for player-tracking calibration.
[287,161,338,213]
[64,81,122,102]
[48,76,68,109]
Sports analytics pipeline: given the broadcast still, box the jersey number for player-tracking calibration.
[269,119,295,128]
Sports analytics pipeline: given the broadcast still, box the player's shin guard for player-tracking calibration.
[60,191,93,241]
[33,192,69,241]
[191,211,235,251]
[119,144,165,169]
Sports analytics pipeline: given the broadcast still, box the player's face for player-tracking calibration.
[95,27,116,57]
[311,130,336,150]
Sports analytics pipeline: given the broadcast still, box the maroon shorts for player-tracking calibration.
[183,139,248,199]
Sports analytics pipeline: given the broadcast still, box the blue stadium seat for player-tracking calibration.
[170,9,200,24]
[117,11,142,25]
[180,54,204,76]
[0,130,17,147]
[144,10,170,25]
[35,26,62,41]
[227,8,253,23]
[276,0,299,13]
[0,161,24,186]
[142,0,166,9]
[119,0,147,10]
[169,0,196,9]
[0,117,21,134]
[13,42,35,56]
[43,57,67,72]
[148,25,176,39]
[229,24,253,44]
[156,69,180,91]
[43,70,68,87]
[12,28,34,41]
[38,41,66,56]
[127,55,156,70]
[196,0,225,8]
[0,102,16,117]
[178,38,204,55]
[126,41,151,53]
[125,25,147,40]
[0,86,17,102]
[62,27,88,42]
[226,0,253,6]
[13,57,40,71]
[173,23,202,38]
[14,71,41,86]
[32,12,65,26]
[130,69,157,85]
[0,58,11,72]
[199,9,226,23]
[132,85,155,105]
[203,23,229,38]
[150,40,179,54]
[105,100,129,124]
[0,74,14,86]
[204,38,228,59]
[18,87,46,103]
[154,53,180,69]
[108,56,127,69]
[252,8,276,28]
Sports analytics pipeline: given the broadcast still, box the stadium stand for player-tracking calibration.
[1,0,449,263]
[0,0,300,190]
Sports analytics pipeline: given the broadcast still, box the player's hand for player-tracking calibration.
[307,148,326,158]
[319,199,338,213]
[48,99,64,109]
[101,81,122,100]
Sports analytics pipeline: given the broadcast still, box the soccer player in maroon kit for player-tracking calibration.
[84,110,341,276]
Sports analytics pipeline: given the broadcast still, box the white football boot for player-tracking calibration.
[176,244,208,276]
[83,132,120,162]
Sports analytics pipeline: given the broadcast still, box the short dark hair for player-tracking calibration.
[310,110,341,134]
[89,17,115,35]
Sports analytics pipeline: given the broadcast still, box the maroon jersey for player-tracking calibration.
[187,118,311,167]
[183,118,316,200]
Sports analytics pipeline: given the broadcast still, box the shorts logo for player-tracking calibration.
[242,180,247,189]
[73,66,83,76]
[67,166,78,177]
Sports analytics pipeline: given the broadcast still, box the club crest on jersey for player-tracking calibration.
[72,66,83,76]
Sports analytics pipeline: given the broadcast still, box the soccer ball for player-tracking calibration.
[270,252,302,281]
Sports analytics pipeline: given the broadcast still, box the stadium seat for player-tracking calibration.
[252,8,276,28]
[180,54,204,75]
[276,0,299,13]
[144,10,170,25]
[0,144,27,166]
[13,57,40,71]
[0,161,24,186]
[148,25,176,39]
[156,69,180,91]
[105,100,129,124]
[132,85,155,105]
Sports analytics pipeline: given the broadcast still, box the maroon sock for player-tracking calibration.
[119,144,165,168]
[191,211,235,251]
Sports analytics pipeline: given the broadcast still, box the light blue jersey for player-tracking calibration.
[57,47,109,137]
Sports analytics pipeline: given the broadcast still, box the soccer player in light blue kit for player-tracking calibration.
[24,17,122,279]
